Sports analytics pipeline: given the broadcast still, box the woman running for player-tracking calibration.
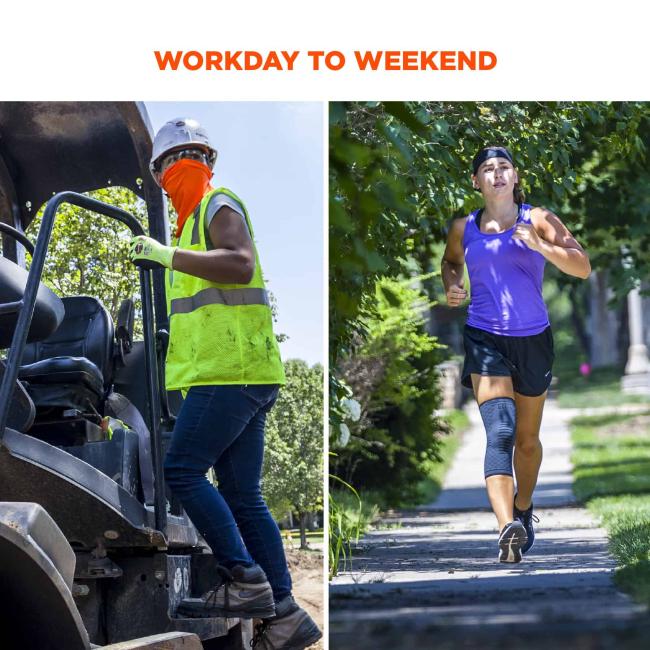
[441,145,591,562]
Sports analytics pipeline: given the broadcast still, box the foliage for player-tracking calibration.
[331,277,448,505]
[329,472,366,579]
[263,359,323,547]
[559,102,650,295]
[27,186,148,333]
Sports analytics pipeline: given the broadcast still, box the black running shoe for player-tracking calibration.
[514,497,539,554]
[498,520,528,563]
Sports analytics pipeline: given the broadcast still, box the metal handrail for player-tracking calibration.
[0,222,35,256]
[0,191,167,535]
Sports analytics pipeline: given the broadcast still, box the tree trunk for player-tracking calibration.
[589,271,619,367]
[568,284,591,359]
[299,512,309,550]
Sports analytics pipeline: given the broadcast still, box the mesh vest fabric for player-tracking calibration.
[164,187,285,390]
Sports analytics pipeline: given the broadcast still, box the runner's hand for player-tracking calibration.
[512,223,542,252]
[446,283,467,307]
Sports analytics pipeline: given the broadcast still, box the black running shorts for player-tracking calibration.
[461,324,555,397]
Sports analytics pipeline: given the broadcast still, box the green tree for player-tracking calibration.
[263,359,323,548]
[27,186,149,330]
[559,102,650,292]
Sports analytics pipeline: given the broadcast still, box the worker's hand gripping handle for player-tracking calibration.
[129,235,176,270]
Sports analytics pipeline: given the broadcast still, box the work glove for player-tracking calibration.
[129,235,176,270]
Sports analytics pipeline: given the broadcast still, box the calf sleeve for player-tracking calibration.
[479,397,516,478]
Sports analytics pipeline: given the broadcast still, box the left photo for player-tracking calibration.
[0,102,324,650]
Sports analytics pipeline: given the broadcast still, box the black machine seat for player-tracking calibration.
[0,255,65,349]
[19,296,115,411]
[19,356,104,397]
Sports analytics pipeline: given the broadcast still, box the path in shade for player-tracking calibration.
[329,399,650,649]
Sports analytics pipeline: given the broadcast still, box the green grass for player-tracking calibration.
[282,529,324,545]
[329,482,379,578]
[331,488,381,534]
[557,365,650,409]
[571,410,650,605]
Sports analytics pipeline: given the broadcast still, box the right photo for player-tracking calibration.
[329,102,650,649]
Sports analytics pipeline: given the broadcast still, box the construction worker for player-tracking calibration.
[130,117,321,649]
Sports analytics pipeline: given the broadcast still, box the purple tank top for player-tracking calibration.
[463,203,549,336]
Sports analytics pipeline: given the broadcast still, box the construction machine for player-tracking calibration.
[0,102,248,649]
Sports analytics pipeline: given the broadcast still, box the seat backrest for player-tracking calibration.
[21,296,115,385]
[0,256,65,349]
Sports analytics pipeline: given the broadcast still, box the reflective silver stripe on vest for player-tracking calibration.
[191,204,202,245]
[170,287,270,315]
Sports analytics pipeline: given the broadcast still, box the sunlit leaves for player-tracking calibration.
[27,186,148,335]
[263,360,324,521]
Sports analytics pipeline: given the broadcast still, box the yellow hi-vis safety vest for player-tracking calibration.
[164,187,286,390]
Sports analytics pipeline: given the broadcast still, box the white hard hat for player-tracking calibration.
[149,117,217,176]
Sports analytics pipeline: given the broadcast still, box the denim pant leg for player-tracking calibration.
[215,385,293,602]
[163,385,260,568]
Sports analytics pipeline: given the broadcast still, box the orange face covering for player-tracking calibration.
[160,159,213,237]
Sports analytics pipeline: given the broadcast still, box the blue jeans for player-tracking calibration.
[164,384,292,602]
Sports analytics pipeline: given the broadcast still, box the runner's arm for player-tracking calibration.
[517,207,591,279]
[172,206,256,284]
[441,217,468,307]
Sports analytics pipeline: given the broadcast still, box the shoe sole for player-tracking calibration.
[498,525,528,563]
[177,599,276,620]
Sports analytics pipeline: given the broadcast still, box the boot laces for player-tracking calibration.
[204,565,234,612]
[251,619,277,649]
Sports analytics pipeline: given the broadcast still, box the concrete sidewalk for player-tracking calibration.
[329,399,649,649]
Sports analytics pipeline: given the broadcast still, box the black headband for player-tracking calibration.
[472,147,514,174]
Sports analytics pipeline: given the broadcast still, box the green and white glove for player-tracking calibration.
[129,235,176,270]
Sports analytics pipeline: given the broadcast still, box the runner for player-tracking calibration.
[441,145,591,562]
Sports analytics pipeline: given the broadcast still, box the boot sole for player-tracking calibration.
[498,524,527,563]
[177,598,276,620]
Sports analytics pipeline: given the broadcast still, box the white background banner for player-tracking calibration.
[1,0,644,100]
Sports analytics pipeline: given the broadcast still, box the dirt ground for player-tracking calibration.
[286,547,324,650]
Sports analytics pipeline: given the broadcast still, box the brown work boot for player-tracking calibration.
[251,595,322,649]
[177,564,275,619]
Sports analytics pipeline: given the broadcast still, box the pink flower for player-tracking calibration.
[579,363,591,377]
